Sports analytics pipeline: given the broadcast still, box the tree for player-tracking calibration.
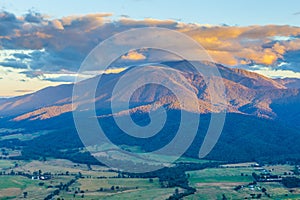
[111,186,115,191]
[293,166,300,175]
[76,172,82,178]
[87,164,91,170]
[234,185,242,191]
[282,177,300,188]
[262,187,267,193]
[252,172,259,181]
[222,194,228,200]
[23,192,28,198]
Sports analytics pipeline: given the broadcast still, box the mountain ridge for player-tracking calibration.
[0,60,298,124]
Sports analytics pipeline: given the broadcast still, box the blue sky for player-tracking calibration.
[1,0,300,26]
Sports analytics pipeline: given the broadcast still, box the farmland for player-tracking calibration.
[0,159,176,199]
[0,158,300,199]
[186,164,300,199]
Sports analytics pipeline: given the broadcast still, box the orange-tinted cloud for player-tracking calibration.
[119,18,177,27]
[206,50,238,66]
[121,50,146,60]
[1,11,300,73]
[179,25,300,66]
[51,19,64,30]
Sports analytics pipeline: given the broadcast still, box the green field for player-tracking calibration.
[0,131,50,141]
[188,167,254,185]
[0,159,173,199]
[186,166,300,200]
[1,159,300,199]
[0,160,16,169]
[0,176,34,190]
[59,187,176,200]
[57,177,175,200]
[77,178,160,190]
[0,175,58,199]
[264,164,294,175]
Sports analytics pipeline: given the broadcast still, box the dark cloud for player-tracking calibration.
[0,11,20,36]
[281,50,300,72]
[25,48,85,73]
[43,75,76,82]
[0,60,28,69]
[119,14,130,18]
[24,11,44,23]
[20,70,44,78]
[0,11,17,22]
[13,53,31,59]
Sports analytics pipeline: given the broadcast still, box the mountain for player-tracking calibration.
[0,84,73,117]
[1,60,299,163]
[1,60,298,122]
[275,78,300,89]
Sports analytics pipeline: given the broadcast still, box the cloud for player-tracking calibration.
[0,11,20,37]
[24,11,44,23]
[0,60,28,69]
[119,18,177,27]
[61,13,112,32]
[51,19,64,30]
[119,14,130,18]
[13,53,31,59]
[0,65,65,96]
[249,65,300,79]
[179,25,300,66]
[14,89,34,93]
[121,50,146,60]
[43,75,76,82]
[103,68,127,74]
[0,10,300,84]
[293,12,300,15]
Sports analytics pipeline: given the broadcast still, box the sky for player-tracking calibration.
[1,0,300,26]
[0,0,300,97]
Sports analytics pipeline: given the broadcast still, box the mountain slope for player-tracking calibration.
[0,84,73,117]
[0,60,298,123]
[275,78,300,89]
[0,61,299,164]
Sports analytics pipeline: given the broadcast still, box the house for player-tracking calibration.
[31,175,51,180]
